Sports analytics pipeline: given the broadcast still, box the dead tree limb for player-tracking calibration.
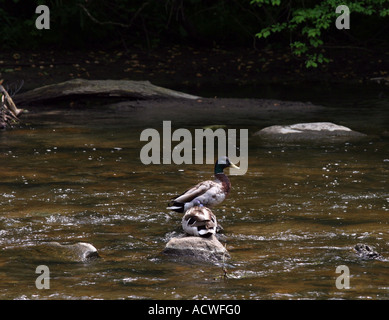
[0,85,23,116]
[0,84,23,129]
[14,78,200,104]
[370,76,389,85]
[78,3,149,28]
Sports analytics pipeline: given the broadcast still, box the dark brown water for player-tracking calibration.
[0,83,388,300]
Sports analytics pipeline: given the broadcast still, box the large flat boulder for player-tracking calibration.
[254,122,367,144]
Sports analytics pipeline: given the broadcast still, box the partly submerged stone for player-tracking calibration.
[354,243,383,260]
[36,242,100,262]
[163,235,230,262]
[254,122,367,144]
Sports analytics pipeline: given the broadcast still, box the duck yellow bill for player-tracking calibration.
[230,162,240,169]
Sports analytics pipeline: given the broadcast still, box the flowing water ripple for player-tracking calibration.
[0,104,388,299]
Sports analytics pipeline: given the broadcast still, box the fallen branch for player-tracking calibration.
[14,78,200,104]
[0,84,23,116]
[78,3,149,28]
[0,83,23,129]
[370,76,389,85]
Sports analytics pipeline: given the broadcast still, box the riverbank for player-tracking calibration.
[1,44,388,137]
[1,44,388,95]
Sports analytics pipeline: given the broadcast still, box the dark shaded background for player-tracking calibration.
[0,0,388,91]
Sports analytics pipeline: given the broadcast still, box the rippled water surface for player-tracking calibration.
[0,84,388,300]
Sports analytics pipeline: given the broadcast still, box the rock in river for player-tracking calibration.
[254,122,367,144]
[354,243,383,260]
[163,235,230,262]
[34,242,100,263]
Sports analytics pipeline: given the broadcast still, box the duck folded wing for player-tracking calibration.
[187,216,215,229]
[182,206,218,237]
[168,180,215,205]
[167,156,238,213]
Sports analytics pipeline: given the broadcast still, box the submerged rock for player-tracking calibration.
[163,235,230,262]
[39,242,99,262]
[354,243,382,260]
[254,122,367,144]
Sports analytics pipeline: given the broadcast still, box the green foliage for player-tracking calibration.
[0,0,388,59]
[251,0,389,68]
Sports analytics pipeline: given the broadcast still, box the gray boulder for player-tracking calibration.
[163,235,230,262]
[254,122,367,144]
[35,242,99,262]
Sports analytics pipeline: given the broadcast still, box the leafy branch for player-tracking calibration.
[251,0,389,68]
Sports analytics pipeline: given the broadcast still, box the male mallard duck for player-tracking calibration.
[182,206,217,237]
[167,156,239,213]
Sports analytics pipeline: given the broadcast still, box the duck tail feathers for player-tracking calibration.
[167,201,184,213]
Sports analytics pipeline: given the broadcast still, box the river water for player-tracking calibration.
[0,83,388,300]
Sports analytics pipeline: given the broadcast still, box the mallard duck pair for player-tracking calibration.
[167,156,239,237]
